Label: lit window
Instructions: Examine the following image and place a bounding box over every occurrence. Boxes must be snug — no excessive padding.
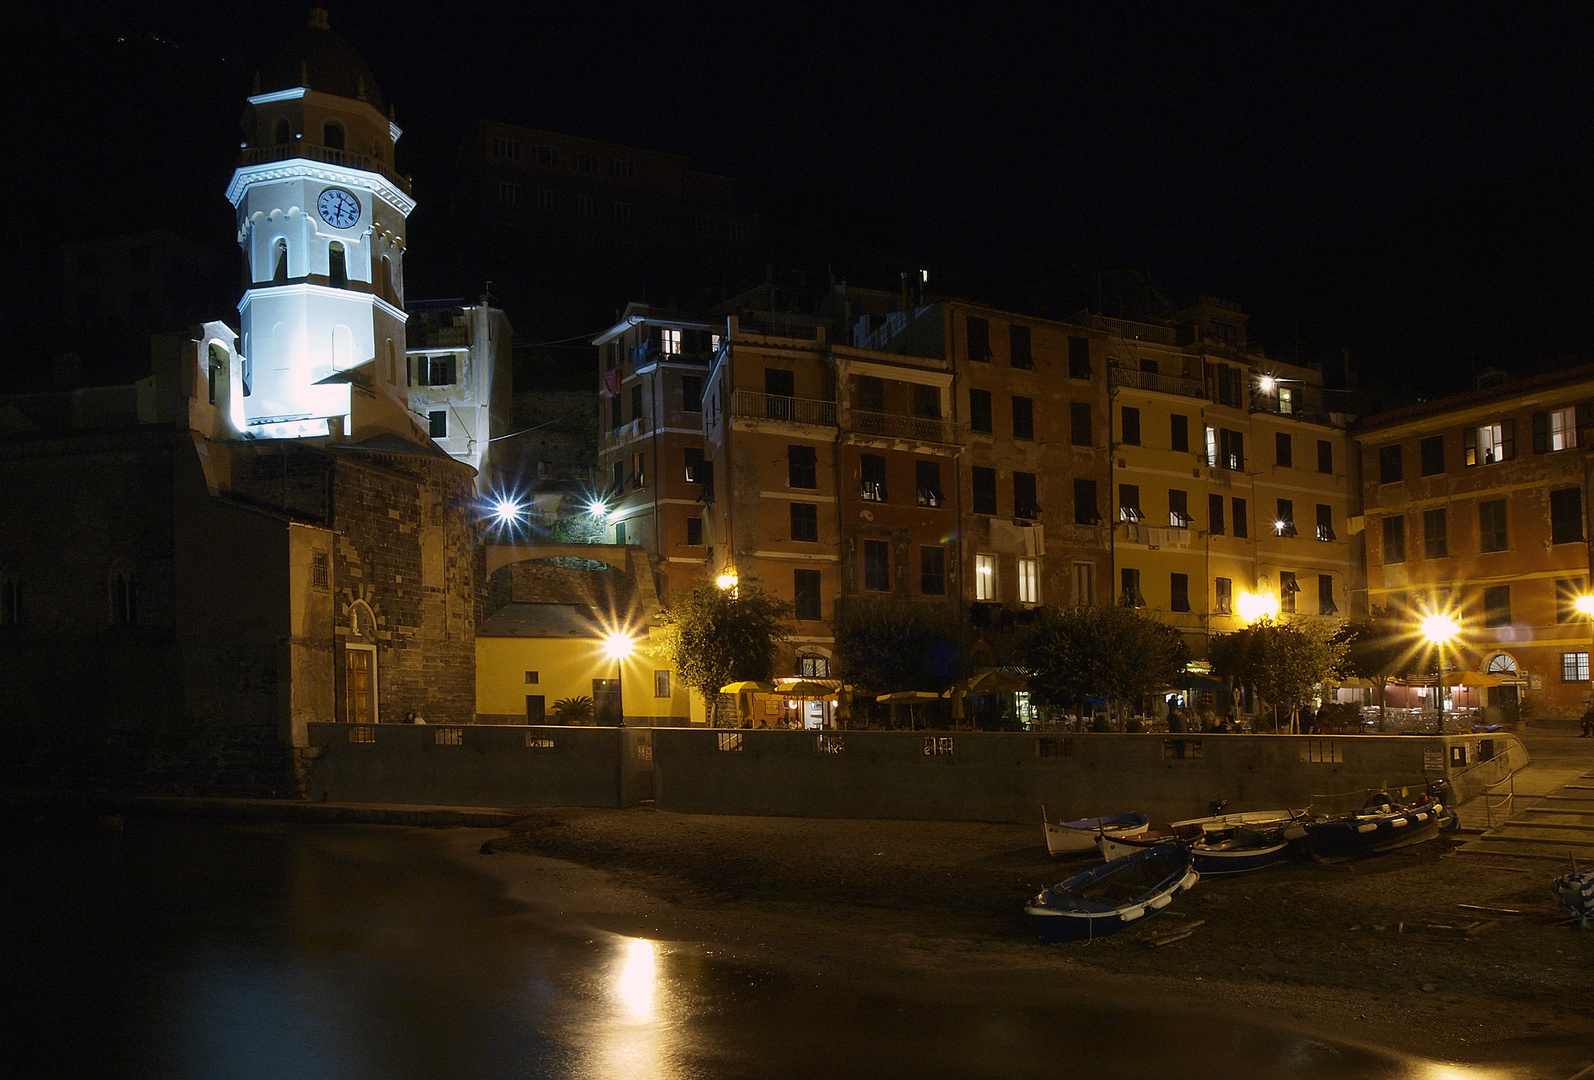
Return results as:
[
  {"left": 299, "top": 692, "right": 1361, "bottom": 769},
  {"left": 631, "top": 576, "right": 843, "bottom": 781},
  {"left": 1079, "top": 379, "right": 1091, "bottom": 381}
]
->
[
  {"left": 661, "top": 328, "right": 681, "bottom": 354},
  {"left": 975, "top": 554, "right": 997, "bottom": 601},
  {"left": 1017, "top": 558, "right": 1039, "bottom": 604},
  {"left": 1563, "top": 652, "right": 1590, "bottom": 681},
  {"left": 1547, "top": 407, "right": 1578, "bottom": 451}
]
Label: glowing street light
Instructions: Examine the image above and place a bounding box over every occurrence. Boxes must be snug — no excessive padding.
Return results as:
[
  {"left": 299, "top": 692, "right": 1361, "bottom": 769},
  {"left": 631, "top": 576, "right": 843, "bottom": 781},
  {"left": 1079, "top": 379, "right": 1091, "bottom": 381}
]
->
[
  {"left": 1258, "top": 374, "right": 1277, "bottom": 393},
  {"left": 1422, "top": 613, "right": 1460, "bottom": 720},
  {"left": 1236, "top": 589, "right": 1279, "bottom": 625},
  {"left": 715, "top": 571, "right": 739, "bottom": 592},
  {"left": 587, "top": 499, "right": 610, "bottom": 520},
  {"left": 602, "top": 631, "right": 636, "bottom": 662},
  {"left": 492, "top": 497, "right": 521, "bottom": 525}
]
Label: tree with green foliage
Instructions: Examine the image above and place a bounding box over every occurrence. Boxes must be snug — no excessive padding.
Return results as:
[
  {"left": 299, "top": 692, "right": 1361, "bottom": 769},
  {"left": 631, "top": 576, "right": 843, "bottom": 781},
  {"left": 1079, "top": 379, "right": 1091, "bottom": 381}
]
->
[
  {"left": 1209, "top": 618, "right": 1348, "bottom": 732},
  {"left": 832, "top": 595, "right": 965, "bottom": 697},
  {"left": 1339, "top": 609, "right": 1423, "bottom": 730},
  {"left": 1018, "top": 605, "right": 1189, "bottom": 727},
  {"left": 657, "top": 579, "right": 794, "bottom": 727}
]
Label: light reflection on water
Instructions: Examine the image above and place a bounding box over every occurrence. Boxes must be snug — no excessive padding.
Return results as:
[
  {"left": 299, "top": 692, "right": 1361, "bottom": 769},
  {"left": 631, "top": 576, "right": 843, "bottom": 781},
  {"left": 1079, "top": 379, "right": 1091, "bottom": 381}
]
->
[{"left": 0, "top": 818, "right": 1539, "bottom": 1080}]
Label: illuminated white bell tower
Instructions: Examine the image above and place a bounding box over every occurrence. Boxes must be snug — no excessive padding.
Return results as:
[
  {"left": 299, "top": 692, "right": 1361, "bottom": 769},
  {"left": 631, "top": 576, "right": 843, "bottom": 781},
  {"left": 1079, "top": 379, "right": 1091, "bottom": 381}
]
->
[{"left": 225, "top": 7, "right": 414, "bottom": 439}]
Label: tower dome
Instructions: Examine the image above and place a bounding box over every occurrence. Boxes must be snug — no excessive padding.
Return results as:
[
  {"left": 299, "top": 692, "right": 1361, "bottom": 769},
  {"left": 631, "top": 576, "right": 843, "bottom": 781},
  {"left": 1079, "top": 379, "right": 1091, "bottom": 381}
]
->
[{"left": 255, "top": 7, "right": 385, "bottom": 115}]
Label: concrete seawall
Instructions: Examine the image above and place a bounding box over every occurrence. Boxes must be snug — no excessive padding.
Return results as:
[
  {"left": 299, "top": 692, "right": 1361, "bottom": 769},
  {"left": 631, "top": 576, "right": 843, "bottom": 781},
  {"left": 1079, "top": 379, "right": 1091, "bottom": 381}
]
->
[
  {"left": 304, "top": 723, "right": 654, "bottom": 808},
  {"left": 653, "top": 729, "right": 1528, "bottom": 823}
]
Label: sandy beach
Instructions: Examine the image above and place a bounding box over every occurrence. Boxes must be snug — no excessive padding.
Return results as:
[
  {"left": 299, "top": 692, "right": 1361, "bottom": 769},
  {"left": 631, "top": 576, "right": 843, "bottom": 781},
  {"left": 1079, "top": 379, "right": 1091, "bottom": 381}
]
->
[{"left": 465, "top": 808, "right": 1594, "bottom": 1077}]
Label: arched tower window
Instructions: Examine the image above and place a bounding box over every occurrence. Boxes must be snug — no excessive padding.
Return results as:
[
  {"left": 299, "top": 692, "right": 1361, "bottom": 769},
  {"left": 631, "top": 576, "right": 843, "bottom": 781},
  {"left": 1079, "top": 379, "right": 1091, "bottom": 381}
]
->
[
  {"left": 273, "top": 118, "right": 291, "bottom": 145},
  {"left": 271, "top": 237, "right": 288, "bottom": 284},
  {"left": 207, "top": 343, "right": 227, "bottom": 405},
  {"left": 328, "top": 242, "right": 347, "bottom": 288},
  {"left": 109, "top": 568, "right": 137, "bottom": 627},
  {"left": 323, "top": 121, "right": 345, "bottom": 150}
]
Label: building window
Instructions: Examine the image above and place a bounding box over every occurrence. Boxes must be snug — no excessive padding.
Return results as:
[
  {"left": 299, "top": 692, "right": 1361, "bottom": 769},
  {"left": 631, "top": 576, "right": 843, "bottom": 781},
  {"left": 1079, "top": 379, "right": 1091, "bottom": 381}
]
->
[
  {"left": 1070, "top": 401, "right": 1092, "bottom": 447},
  {"left": 1068, "top": 336, "right": 1091, "bottom": 379},
  {"left": 1557, "top": 578, "right": 1587, "bottom": 624},
  {"left": 681, "top": 374, "right": 703, "bottom": 413},
  {"left": 1318, "top": 439, "right": 1334, "bottom": 474},
  {"left": 573, "top": 151, "right": 596, "bottom": 172},
  {"left": 1120, "top": 568, "right": 1145, "bottom": 608},
  {"left": 969, "top": 388, "right": 993, "bottom": 434},
  {"left": 967, "top": 316, "right": 991, "bottom": 361},
  {"left": 685, "top": 446, "right": 707, "bottom": 483},
  {"left": 1383, "top": 515, "right": 1406, "bottom": 563},
  {"left": 975, "top": 553, "right": 997, "bottom": 600},
  {"left": 1014, "top": 472, "right": 1039, "bottom": 520},
  {"left": 630, "top": 383, "right": 643, "bottom": 424},
  {"left": 1534, "top": 406, "right": 1583, "bottom": 453},
  {"left": 632, "top": 451, "right": 646, "bottom": 488},
  {"left": 1171, "top": 414, "right": 1189, "bottom": 453},
  {"left": 428, "top": 410, "right": 447, "bottom": 438},
  {"left": 916, "top": 460, "right": 943, "bottom": 507},
  {"left": 1012, "top": 396, "right": 1034, "bottom": 440},
  {"left": 1018, "top": 558, "right": 1039, "bottom": 604},
  {"left": 1074, "top": 479, "right": 1099, "bottom": 525},
  {"left": 1316, "top": 504, "right": 1335, "bottom": 542},
  {"left": 1170, "top": 572, "right": 1190, "bottom": 612},
  {"left": 1479, "top": 499, "right": 1508, "bottom": 553},
  {"left": 1552, "top": 488, "right": 1584, "bottom": 544},
  {"left": 800, "top": 655, "right": 830, "bottom": 678},
  {"left": 491, "top": 136, "right": 521, "bottom": 158},
  {"left": 861, "top": 454, "right": 887, "bottom": 502},
  {"left": 790, "top": 502, "right": 818, "bottom": 541},
  {"left": 536, "top": 188, "right": 557, "bottom": 210},
  {"left": 686, "top": 517, "right": 703, "bottom": 546},
  {"left": 1423, "top": 508, "right": 1448, "bottom": 558},
  {"left": 1121, "top": 406, "right": 1141, "bottom": 446},
  {"left": 1074, "top": 562, "right": 1096, "bottom": 605},
  {"left": 1213, "top": 364, "right": 1242, "bottom": 407},
  {"left": 794, "top": 569, "right": 822, "bottom": 620},
  {"left": 1483, "top": 584, "right": 1511, "bottom": 627},
  {"left": 1379, "top": 444, "right": 1404, "bottom": 483},
  {"left": 1464, "top": 421, "right": 1514, "bottom": 466},
  {"left": 1275, "top": 499, "right": 1297, "bottom": 537},
  {"left": 857, "top": 375, "right": 884, "bottom": 411},
  {"left": 913, "top": 383, "right": 941, "bottom": 418},
  {"left": 311, "top": 552, "right": 330, "bottom": 588},
  {"left": 1215, "top": 576, "right": 1232, "bottom": 615},
  {"left": 788, "top": 445, "right": 817, "bottom": 488},
  {"left": 323, "top": 121, "right": 345, "bottom": 149},
  {"left": 864, "top": 540, "right": 891, "bottom": 591},
  {"left": 972, "top": 466, "right": 997, "bottom": 515},
  {"left": 1208, "top": 494, "right": 1225, "bottom": 535},
  {"left": 1207, "top": 427, "right": 1244, "bottom": 470},
  {"left": 1280, "top": 571, "right": 1298, "bottom": 614},
  {"left": 1009, "top": 324, "right": 1032, "bottom": 368},
  {"left": 327, "top": 241, "right": 347, "bottom": 288},
  {"left": 1563, "top": 653, "right": 1590, "bottom": 682},
  {"left": 419, "top": 355, "right": 456, "bottom": 387},
  {"left": 1418, "top": 435, "right": 1444, "bottom": 476},
  {"left": 921, "top": 546, "right": 946, "bottom": 595},
  {"left": 1168, "top": 489, "right": 1191, "bottom": 528},
  {"left": 1232, "top": 497, "right": 1248, "bottom": 539},
  {"left": 613, "top": 459, "right": 625, "bottom": 491},
  {"left": 496, "top": 182, "right": 519, "bottom": 204},
  {"left": 1319, "top": 574, "right": 1337, "bottom": 615},
  {"left": 1119, "top": 484, "right": 1142, "bottom": 523},
  {"left": 1275, "top": 432, "right": 1293, "bottom": 468}
]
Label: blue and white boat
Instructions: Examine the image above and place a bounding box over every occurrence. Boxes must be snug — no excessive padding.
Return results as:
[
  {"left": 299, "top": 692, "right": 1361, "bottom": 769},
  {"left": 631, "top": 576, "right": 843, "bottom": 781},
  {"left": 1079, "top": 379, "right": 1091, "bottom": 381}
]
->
[
  {"left": 1303, "top": 793, "right": 1452, "bottom": 863},
  {"left": 1097, "top": 821, "right": 1300, "bottom": 877},
  {"left": 1027, "top": 843, "right": 1198, "bottom": 943},
  {"left": 1042, "top": 809, "right": 1151, "bottom": 856},
  {"left": 1551, "top": 866, "right": 1594, "bottom": 928}
]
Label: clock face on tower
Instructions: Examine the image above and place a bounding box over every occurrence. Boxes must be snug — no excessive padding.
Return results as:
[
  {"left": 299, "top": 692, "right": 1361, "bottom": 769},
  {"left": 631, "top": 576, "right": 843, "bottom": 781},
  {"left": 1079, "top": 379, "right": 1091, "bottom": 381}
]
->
[{"left": 317, "top": 187, "right": 361, "bottom": 229}]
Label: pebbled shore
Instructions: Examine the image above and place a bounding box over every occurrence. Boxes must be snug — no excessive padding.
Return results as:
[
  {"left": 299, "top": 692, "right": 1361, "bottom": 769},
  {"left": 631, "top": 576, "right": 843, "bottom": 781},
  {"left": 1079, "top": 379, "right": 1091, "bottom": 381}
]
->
[{"left": 476, "top": 807, "right": 1594, "bottom": 1077}]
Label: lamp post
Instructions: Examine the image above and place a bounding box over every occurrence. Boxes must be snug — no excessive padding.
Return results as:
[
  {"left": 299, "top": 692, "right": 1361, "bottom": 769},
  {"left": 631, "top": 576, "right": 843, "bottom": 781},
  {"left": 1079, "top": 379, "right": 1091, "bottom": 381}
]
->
[
  {"left": 1576, "top": 596, "right": 1594, "bottom": 689},
  {"left": 1420, "top": 613, "right": 1459, "bottom": 729},
  {"left": 601, "top": 631, "right": 635, "bottom": 726}
]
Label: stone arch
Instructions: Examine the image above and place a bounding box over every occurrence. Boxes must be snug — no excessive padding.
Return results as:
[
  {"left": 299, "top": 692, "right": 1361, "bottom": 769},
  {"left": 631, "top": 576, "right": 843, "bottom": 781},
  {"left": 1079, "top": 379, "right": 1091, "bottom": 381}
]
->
[
  {"left": 328, "top": 241, "right": 347, "bottom": 288},
  {"left": 273, "top": 117, "right": 291, "bottom": 145},
  {"left": 349, "top": 598, "right": 377, "bottom": 640},
  {"left": 271, "top": 236, "right": 288, "bottom": 284}
]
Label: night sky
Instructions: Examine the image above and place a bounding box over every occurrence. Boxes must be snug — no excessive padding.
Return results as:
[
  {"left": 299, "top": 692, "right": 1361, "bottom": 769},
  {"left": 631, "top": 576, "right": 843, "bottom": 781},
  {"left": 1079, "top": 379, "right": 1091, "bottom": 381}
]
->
[{"left": 7, "top": 1, "right": 1592, "bottom": 406}]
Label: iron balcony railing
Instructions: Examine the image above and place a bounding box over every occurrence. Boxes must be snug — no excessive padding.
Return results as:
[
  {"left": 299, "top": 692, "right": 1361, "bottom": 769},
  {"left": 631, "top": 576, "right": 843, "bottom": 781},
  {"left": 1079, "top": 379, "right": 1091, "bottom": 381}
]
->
[
  {"left": 730, "top": 389, "right": 837, "bottom": 427},
  {"left": 239, "top": 142, "right": 412, "bottom": 194},
  {"left": 845, "top": 408, "right": 960, "bottom": 445},
  {"left": 1108, "top": 366, "right": 1206, "bottom": 399}
]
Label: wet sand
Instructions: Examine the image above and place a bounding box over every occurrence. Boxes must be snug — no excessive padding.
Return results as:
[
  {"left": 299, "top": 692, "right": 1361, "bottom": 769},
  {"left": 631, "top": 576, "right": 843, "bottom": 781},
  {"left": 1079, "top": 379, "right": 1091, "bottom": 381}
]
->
[{"left": 463, "top": 809, "right": 1594, "bottom": 1078}]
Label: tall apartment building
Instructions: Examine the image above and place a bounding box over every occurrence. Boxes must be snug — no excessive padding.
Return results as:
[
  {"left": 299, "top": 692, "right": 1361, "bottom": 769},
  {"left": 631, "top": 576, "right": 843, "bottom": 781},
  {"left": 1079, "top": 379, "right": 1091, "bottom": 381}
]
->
[
  {"left": 405, "top": 298, "right": 513, "bottom": 495},
  {"left": 594, "top": 291, "right": 1356, "bottom": 680},
  {"left": 1355, "top": 363, "right": 1594, "bottom": 717},
  {"left": 1100, "top": 300, "right": 1355, "bottom": 656}
]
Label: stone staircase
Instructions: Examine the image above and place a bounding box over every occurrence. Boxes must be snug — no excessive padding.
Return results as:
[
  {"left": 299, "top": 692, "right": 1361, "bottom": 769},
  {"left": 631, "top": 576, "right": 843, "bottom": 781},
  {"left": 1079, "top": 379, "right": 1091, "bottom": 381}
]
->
[{"left": 1458, "top": 740, "right": 1594, "bottom": 862}]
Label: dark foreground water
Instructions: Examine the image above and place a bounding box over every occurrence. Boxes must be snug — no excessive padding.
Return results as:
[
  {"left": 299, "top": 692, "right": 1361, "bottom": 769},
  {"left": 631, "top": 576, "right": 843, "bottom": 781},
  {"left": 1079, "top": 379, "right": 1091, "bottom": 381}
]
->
[{"left": 0, "top": 818, "right": 1513, "bottom": 1080}]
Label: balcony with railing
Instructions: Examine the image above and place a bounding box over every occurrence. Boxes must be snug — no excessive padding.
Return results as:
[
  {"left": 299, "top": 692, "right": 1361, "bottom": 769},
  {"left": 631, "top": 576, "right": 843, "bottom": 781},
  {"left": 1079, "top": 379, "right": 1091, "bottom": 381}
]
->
[
  {"left": 729, "top": 389, "right": 837, "bottom": 428},
  {"left": 844, "top": 408, "right": 960, "bottom": 446},
  {"left": 1109, "top": 365, "right": 1206, "bottom": 400},
  {"left": 1249, "top": 386, "right": 1342, "bottom": 426},
  {"left": 239, "top": 142, "right": 412, "bottom": 194}
]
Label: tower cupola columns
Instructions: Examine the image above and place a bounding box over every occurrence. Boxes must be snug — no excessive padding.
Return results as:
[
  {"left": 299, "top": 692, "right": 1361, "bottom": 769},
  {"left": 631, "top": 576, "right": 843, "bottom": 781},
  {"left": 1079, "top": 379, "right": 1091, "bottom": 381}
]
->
[{"left": 225, "top": 7, "right": 416, "bottom": 442}]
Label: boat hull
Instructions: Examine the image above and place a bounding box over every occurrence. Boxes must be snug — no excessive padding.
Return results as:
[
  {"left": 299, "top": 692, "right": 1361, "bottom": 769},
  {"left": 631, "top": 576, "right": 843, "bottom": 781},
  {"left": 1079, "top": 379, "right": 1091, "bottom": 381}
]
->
[
  {"left": 1303, "top": 801, "right": 1445, "bottom": 863},
  {"left": 1098, "top": 830, "right": 1296, "bottom": 877},
  {"left": 1027, "top": 844, "right": 1198, "bottom": 943},
  {"left": 1043, "top": 812, "right": 1151, "bottom": 856}
]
